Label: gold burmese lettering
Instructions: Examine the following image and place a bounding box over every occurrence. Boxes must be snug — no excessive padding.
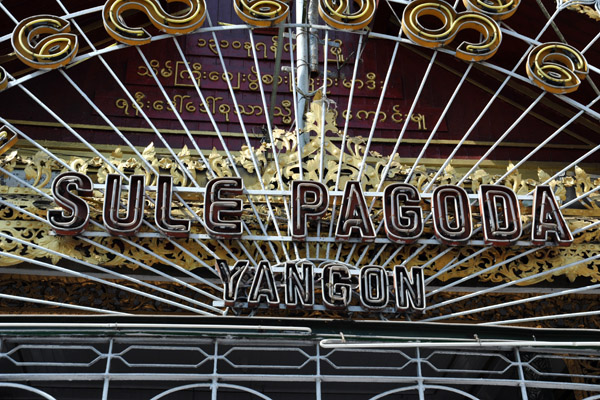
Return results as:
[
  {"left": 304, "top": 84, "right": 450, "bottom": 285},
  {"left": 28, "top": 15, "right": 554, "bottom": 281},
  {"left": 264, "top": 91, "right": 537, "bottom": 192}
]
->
[
  {"left": 114, "top": 91, "right": 428, "bottom": 130},
  {"left": 134, "top": 59, "right": 382, "bottom": 94},
  {"left": 197, "top": 37, "right": 337, "bottom": 62}
]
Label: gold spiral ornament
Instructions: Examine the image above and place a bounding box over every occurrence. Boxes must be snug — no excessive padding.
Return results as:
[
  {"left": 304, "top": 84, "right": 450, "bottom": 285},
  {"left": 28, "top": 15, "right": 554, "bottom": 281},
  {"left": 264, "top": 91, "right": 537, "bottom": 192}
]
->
[
  {"left": 103, "top": 0, "right": 207, "bottom": 46},
  {"left": 462, "top": 0, "right": 520, "bottom": 20},
  {"left": 402, "top": 0, "right": 502, "bottom": 62},
  {"left": 11, "top": 15, "right": 79, "bottom": 70},
  {"left": 234, "top": 0, "right": 291, "bottom": 27},
  {"left": 318, "top": 0, "right": 377, "bottom": 30},
  {"left": 526, "top": 42, "right": 588, "bottom": 94},
  {"left": 0, "top": 126, "right": 17, "bottom": 156},
  {"left": 0, "top": 67, "right": 7, "bottom": 91}
]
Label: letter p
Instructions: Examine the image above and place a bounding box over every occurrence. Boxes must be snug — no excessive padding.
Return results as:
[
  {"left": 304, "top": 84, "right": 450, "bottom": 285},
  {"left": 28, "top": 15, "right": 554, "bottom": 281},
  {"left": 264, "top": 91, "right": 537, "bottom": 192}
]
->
[{"left": 291, "top": 181, "right": 329, "bottom": 240}]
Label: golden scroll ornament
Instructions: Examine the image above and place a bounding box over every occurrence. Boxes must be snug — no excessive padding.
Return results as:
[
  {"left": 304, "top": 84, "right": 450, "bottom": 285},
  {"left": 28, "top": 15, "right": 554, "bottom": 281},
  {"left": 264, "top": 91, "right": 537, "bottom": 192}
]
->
[
  {"left": 402, "top": 0, "right": 502, "bottom": 62},
  {"left": 12, "top": 15, "right": 79, "bottom": 70},
  {"left": 103, "top": 0, "right": 207, "bottom": 45}
]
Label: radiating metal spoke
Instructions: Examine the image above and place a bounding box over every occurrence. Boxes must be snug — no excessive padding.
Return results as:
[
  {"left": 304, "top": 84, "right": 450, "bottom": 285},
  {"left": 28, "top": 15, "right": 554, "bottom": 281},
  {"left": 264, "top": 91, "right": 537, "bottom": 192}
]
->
[
  {"left": 0, "top": 293, "right": 129, "bottom": 315},
  {"left": 426, "top": 252, "right": 600, "bottom": 322},
  {"left": 205, "top": 13, "right": 290, "bottom": 262}
]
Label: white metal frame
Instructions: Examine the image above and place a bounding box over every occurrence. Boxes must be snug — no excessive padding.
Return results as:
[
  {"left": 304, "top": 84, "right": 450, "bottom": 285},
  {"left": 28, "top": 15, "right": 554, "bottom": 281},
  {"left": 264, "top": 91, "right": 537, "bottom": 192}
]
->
[{"left": 0, "top": 0, "right": 597, "bottom": 326}]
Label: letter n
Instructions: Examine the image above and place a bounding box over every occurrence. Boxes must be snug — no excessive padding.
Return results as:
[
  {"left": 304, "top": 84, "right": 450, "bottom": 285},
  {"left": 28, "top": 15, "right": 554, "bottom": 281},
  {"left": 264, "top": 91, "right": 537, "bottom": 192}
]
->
[
  {"left": 394, "top": 266, "right": 425, "bottom": 311},
  {"left": 284, "top": 261, "right": 314, "bottom": 309}
]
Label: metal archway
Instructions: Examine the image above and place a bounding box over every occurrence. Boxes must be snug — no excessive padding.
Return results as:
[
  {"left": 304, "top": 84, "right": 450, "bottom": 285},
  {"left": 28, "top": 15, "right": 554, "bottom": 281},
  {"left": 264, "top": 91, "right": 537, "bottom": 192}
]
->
[
  {"left": 0, "top": 383, "right": 58, "bottom": 400},
  {"left": 369, "top": 384, "right": 482, "bottom": 400},
  {"left": 151, "top": 382, "right": 274, "bottom": 400}
]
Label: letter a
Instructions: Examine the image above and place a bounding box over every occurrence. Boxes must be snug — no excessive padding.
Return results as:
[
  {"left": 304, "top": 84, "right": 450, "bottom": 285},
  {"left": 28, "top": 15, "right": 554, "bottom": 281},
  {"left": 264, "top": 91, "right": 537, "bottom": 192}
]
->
[{"left": 336, "top": 181, "right": 375, "bottom": 241}]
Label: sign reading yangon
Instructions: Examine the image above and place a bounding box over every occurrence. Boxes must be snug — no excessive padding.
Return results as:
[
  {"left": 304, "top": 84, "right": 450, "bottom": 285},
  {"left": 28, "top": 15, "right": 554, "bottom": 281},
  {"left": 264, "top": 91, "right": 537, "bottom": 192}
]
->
[{"left": 216, "top": 259, "right": 426, "bottom": 312}]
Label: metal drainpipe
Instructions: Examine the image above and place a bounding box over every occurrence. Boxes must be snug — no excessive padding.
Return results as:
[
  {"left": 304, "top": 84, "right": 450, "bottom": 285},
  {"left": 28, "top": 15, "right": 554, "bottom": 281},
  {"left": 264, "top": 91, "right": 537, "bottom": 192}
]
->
[
  {"left": 308, "top": 0, "right": 320, "bottom": 75},
  {"left": 296, "top": 0, "right": 310, "bottom": 146}
]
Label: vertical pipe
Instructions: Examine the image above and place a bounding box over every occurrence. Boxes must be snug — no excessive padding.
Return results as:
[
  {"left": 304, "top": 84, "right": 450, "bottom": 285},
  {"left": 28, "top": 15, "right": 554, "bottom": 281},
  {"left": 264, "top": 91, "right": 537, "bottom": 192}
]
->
[
  {"left": 101, "top": 339, "right": 114, "bottom": 400},
  {"left": 515, "top": 348, "right": 530, "bottom": 400},
  {"left": 308, "top": 0, "right": 320, "bottom": 74},
  {"left": 416, "top": 347, "right": 425, "bottom": 400},
  {"left": 296, "top": 0, "right": 310, "bottom": 145},
  {"left": 316, "top": 343, "right": 322, "bottom": 399},
  {"left": 211, "top": 340, "right": 219, "bottom": 400}
]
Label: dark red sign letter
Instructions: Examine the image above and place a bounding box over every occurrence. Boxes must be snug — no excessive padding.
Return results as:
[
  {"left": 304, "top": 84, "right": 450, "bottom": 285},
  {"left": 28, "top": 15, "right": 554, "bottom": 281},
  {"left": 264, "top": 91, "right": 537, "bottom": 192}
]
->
[
  {"left": 383, "top": 183, "right": 423, "bottom": 243},
  {"left": 532, "top": 185, "right": 573, "bottom": 246},
  {"left": 478, "top": 185, "right": 521, "bottom": 245},
  {"left": 432, "top": 185, "right": 472, "bottom": 245},
  {"left": 155, "top": 175, "right": 191, "bottom": 237},
  {"left": 204, "top": 177, "right": 243, "bottom": 239},
  {"left": 335, "top": 181, "right": 376, "bottom": 242},
  {"left": 103, "top": 174, "right": 146, "bottom": 236},
  {"left": 291, "top": 180, "right": 328, "bottom": 240},
  {"left": 48, "top": 172, "right": 93, "bottom": 235}
]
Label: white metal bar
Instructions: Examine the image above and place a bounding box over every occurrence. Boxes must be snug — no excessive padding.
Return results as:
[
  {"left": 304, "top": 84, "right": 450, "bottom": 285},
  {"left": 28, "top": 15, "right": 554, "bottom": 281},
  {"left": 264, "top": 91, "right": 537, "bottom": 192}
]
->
[
  {"left": 319, "top": 339, "right": 600, "bottom": 349},
  {"left": 0, "top": 384, "right": 56, "bottom": 400},
  {"left": 483, "top": 308, "right": 600, "bottom": 326},
  {"left": 425, "top": 251, "right": 600, "bottom": 319},
  {"left": 457, "top": 92, "right": 546, "bottom": 185},
  {"left": 318, "top": 30, "right": 330, "bottom": 184},
  {"left": 583, "top": 30, "right": 600, "bottom": 54},
  {"left": 316, "top": 343, "right": 322, "bottom": 400},
  {"left": 373, "top": 51, "right": 439, "bottom": 193},
  {"left": 248, "top": 29, "right": 299, "bottom": 260},
  {"left": 205, "top": 14, "right": 290, "bottom": 262},
  {"left": 417, "top": 347, "right": 425, "bottom": 400},
  {"left": 102, "top": 339, "right": 114, "bottom": 400},
  {"left": 451, "top": 280, "right": 600, "bottom": 324},
  {"left": 356, "top": 28, "right": 404, "bottom": 181},
  {"left": 496, "top": 96, "right": 600, "bottom": 184},
  {"left": 425, "top": 246, "right": 544, "bottom": 301},
  {"left": 0, "top": 293, "right": 128, "bottom": 315},
  {"left": 325, "top": 33, "right": 366, "bottom": 260},
  {"left": 0, "top": 323, "right": 311, "bottom": 332},
  {"left": 0, "top": 249, "right": 211, "bottom": 315},
  {"left": 313, "top": 29, "right": 331, "bottom": 258},
  {"left": 286, "top": 26, "right": 303, "bottom": 181},
  {"left": 0, "top": 2, "right": 18, "bottom": 24},
  {"left": 424, "top": 247, "right": 491, "bottom": 285},
  {"left": 405, "top": 63, "right": 474, "bottom": 183},
  {"left": 73, "top": 229, "right": 557, "bottom": 247}
]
